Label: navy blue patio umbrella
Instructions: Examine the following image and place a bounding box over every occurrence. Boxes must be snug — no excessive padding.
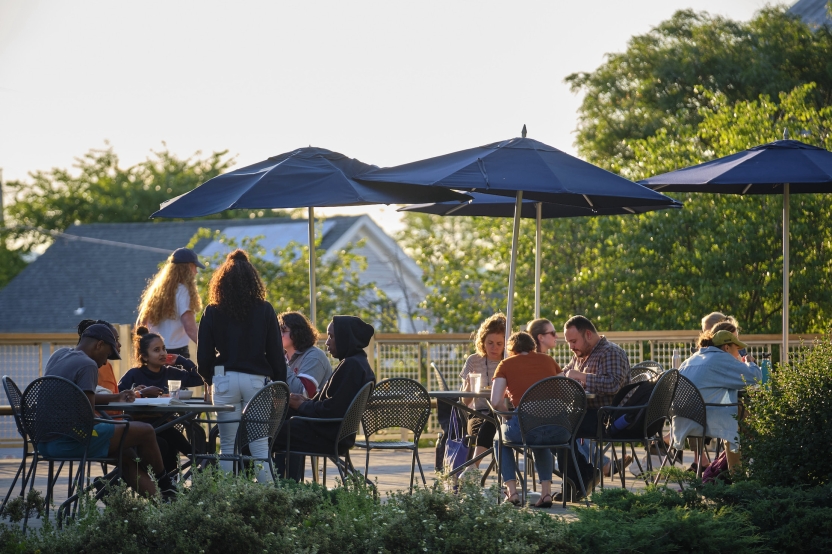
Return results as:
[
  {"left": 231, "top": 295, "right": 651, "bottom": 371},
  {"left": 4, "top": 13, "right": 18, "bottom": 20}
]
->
[
  {"left": 640, "top": 138, "right": 832, "bottom": 362},
  {"left": 399, "top": 192, "right": 681, "bottom": 320},
  {"left": 358, "top": 131, "right": 680, "bottom": 339},
  {"left": 151, "top": 147, "right": 470, "bottom": 324}
]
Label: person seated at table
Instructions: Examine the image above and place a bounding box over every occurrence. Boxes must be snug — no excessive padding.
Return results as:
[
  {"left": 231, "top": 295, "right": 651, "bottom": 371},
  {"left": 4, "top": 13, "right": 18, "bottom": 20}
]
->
[
  {"left": 275, "top": 315, "right": 376, "bottom": 481},
  {"left": 672, "top": 324, "right": 761, "bottom": 473},
  {"left": 562, "top": 315, "right": 630, "bottom": 500},
  {"left": 197, "top": 249, "right": 287, "bottom": 484},
  {"left": 119, "top": 327, "right": 208, "bottom": 473},
  {"left": 701, "top": 312, "right": 738, "bottom": 333},
  {"left": 458, "top": 313, "right": 505, "bottom": 472},
  {"left": 490, "top": 331, "right": 562, "bottom": 508},
  {"left": 526, "top": 318, "right": 563, "bottom": 368},
  {"left": 279, "top": 311, "right": 332, "bottom": 398},
  {"left": 43, "top": 323, "right": 173, "bottom": 497}
]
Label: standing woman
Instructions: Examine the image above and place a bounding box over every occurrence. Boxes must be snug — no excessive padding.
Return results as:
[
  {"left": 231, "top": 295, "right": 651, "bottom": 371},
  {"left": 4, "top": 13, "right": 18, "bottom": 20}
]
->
[
  {"left": 197, "top": 249, "right": 287, "bottom": 483},
  {"left": 136, "top": 248, "right": 204, "bottom": 359},
  {"left": 279, "top": 311, "right": 332, "bottom": 398},
  {"left": 459, "top": 313, "right": 506, "bottom": 472}
]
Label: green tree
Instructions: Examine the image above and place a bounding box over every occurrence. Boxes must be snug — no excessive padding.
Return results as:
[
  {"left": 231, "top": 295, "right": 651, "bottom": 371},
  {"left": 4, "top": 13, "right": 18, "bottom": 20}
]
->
[
  {"left": 566, "top": 7, "right": 832, "bottom": 177},
  {"left": 5, "top": 144, "right": 280, "bottom": 250},
  {"left": 187, "top": 226, "right": 395, "bottom": 332}
]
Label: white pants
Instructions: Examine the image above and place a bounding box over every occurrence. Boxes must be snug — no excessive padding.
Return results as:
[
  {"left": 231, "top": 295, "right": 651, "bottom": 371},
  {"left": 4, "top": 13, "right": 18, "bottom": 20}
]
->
[{"left": 212, "top": 371, "right": 272, "bottom": 483}]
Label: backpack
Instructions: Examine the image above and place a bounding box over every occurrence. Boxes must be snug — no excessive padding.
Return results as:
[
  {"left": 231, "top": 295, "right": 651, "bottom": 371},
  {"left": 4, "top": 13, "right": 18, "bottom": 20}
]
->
[{"left": 603, "top": 380, "right": 657, "bottom": 437}]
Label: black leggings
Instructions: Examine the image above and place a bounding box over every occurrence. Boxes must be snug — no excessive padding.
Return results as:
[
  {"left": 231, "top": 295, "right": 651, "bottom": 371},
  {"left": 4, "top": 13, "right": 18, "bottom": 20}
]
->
[{"left": 467, "top": 411, "right": 496, "bottom": 449}]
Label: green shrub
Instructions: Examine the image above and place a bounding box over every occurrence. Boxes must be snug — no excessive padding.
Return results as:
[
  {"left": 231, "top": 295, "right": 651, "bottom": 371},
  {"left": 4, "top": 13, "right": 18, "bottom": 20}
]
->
[{"left": 741, "top": 334, "right": 832, "bottom": 487}]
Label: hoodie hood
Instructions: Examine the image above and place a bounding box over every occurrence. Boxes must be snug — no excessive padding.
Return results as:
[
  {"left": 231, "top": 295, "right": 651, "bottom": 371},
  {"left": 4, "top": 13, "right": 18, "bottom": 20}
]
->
[{"left": 332, "top": 315, "right": 374, "bottom": 360}]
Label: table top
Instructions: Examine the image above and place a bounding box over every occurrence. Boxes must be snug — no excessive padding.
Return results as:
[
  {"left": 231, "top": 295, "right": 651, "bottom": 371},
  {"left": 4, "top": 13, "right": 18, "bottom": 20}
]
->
[
  {"left": 95, "top": 401, "right": 235, "bottom": 413},
  {"left": 428, "top": 390, "right": 490, "bottom": 399}
]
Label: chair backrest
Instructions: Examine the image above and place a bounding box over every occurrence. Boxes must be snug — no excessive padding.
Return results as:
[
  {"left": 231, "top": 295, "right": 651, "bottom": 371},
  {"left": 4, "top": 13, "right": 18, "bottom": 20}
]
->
[
  {"left": 336, "top": 381, "right": 374, "bottom": 448},
  {"left": 362, "top": 378, "right": 431, "bottom": 438},
  {"left": 2, "top": 375, "right": 27, "bottom": 440},
  {"left": 631, "top": 360, "right": 663, "bottom": 381},
  {"left": 516, "top": 376, "right": 587, "bottom": 441},
  {"left": 643, "top": 369, "right": 679, "bottom": 438},
  {"left": 239, "top": 382, "right": 290, "bottom": 452},
  {"left": 670, "top": 374, "right": 707, "bottom": 430},
  {"left": 21, "top": 376, "right": 95, "bottom": 449},
  {"left": 431, "top": 363, "right": 450, "bottom": 392}
]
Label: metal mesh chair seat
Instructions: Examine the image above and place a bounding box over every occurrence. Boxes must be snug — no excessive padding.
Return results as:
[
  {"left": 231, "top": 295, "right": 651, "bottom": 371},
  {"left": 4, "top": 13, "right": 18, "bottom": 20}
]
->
[
  {"left": 274, "top": 381, "right": 374, "bottom": 486},
  {"left": 355, "top": 378, "right": 431, "bottom": 493},
  {"left": 20, "top": 376, "right": 129, "bottom": 529},
  {"left": 596, "top": 369, "right": 680, "bottom": 489},
  {"left": 195, "top": 382, "right": 289, "bottom": 480},
  {"left": 493, "top": 376, "right": 588, "bottom": 508}
]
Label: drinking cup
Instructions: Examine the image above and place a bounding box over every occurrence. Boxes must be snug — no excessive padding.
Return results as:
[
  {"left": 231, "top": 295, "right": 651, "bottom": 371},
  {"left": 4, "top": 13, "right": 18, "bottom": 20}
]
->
[
  {"left": 469, "top": 374, "right": 482, "bottom": 393},
  {"left": 168, "top": 380, "right": 181, "bottom": 399}
]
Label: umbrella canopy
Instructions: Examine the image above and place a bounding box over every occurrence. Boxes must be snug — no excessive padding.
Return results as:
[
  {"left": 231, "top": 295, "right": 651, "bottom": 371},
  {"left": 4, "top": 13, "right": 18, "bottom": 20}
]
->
[
  {"left": 399, "top": 193, "right": 681, "bottom": 320},
  {"left": 640, "top": 138, "right": 832, "bottom": 363},
  {"left": 151, "top": 147, "right": 471, "bottom": 325},
  {"left": 358, "top": 135, "right": 680, "bottom": 342}
]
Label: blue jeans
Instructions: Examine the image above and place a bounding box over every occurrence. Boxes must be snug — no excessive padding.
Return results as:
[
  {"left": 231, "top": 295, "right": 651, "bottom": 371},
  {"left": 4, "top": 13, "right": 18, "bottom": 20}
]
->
[
  {"left": 499, "top": 417, "right": 570, "bottom": 483},
  {"left": 213, "top": 371, "right": 272, "bottom": 483}
]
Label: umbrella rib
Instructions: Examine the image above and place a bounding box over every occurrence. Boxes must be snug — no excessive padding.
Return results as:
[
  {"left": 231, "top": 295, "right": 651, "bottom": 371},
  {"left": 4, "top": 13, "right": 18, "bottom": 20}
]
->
[
  {"left": 742, "top": 184, "right": 752, "bottom": 194},
  {"left": 582, "top": 194, "right": 595, "bottom": 208}
]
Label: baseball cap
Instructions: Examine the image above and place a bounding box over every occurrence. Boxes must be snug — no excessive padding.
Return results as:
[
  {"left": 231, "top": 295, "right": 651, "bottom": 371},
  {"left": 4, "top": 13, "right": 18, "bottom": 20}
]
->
[
  {"left": 711, "top": 330, "right": 747, "bottom": 349},
  {"left": 81, "top": 323, "right": 121, "bottom": 360},
  {"left": 171, "top": 247, "right": 205, "bottom": 269}
]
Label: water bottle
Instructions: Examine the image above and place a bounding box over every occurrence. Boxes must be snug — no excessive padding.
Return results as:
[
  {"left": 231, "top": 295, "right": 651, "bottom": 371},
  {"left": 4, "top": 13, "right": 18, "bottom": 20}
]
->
[
  {"left": 760, "top": 353, "right": 772, "bottom": 385},
  {"left": 672, "top": 348, "right": 681, "bottom": 370}
]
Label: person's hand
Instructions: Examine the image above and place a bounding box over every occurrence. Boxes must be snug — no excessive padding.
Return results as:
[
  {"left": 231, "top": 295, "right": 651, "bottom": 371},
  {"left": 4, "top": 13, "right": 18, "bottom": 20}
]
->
[
  {"left": 288, "top": 393, "right": 306, "bottom": 410},
  {"left": 138, "top": 386, "right": 163, "bottom": 398},
  {"left": 204, "top": 386, "right": 212, "bottom": 404},
  {"left": 744, "top": 354, "right": 756, "bottom": 364},
  {"left": 118, "top": 389, "right": 136, "bottom": 403}
]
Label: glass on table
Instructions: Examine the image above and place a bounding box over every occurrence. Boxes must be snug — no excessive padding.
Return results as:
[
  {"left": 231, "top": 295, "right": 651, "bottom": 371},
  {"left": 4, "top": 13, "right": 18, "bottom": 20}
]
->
[
  {"left": 469, "top": 374, "right": 482, "bottom": 393},
  {"left": 168, "top": 380, "right": 181, "bottom": 399}
]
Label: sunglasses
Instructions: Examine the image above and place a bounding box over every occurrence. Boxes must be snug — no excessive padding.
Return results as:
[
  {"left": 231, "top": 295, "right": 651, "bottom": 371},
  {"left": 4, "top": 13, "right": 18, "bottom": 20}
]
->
[{"left": 542, "top": 330, "right": 557, "bottom": 337}]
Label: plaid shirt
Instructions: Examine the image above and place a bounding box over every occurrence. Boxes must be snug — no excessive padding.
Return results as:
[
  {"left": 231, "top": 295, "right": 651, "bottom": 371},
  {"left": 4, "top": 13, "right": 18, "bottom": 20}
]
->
[{"left": 563, "top": 336, "right": 630, "bottom": 409}]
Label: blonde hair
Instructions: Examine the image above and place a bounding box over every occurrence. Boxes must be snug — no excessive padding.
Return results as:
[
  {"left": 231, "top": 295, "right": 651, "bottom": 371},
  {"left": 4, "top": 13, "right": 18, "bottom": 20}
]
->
[
  {"left": 472, "top": 313, "right": 506, "bottom": 357},
  {"left": 137, "top": 260, "right": 201, "bottom": 325},
  {"left": 701, "top": 312, "right": 738, "bottom": 332}
]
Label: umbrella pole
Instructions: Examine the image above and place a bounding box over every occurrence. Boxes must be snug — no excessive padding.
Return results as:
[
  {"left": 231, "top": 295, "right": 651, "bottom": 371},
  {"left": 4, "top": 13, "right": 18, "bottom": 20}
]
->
[
  {"left": 782, "top": 185, "right": 790, "bottom": 366},
  {"left": 309, "top": 207, "right": 317, "bottom": 328},
  {"left": 506, "top": 192, "right": 523, "bottom": 348},
  {"left": 535, "top": 203, "right": 542, "bottom": 319}
]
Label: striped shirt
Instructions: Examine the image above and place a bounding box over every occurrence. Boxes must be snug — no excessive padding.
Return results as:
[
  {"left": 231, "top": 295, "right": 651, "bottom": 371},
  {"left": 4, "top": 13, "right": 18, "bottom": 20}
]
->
[{"left": 563, "top": 336, "right": 630, "bottom": 409}]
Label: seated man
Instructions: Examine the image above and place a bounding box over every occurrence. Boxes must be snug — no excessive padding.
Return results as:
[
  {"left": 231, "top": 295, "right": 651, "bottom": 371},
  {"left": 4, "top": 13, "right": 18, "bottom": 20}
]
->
[
  {"left": 275, "top": 315, "right": 376, "bottom": 481},
  {"left": 41, "top": 323, "right": 173, "bottom": 497},
  {"left": 561, "top": 315, "right": 630, "bottom": 498}
]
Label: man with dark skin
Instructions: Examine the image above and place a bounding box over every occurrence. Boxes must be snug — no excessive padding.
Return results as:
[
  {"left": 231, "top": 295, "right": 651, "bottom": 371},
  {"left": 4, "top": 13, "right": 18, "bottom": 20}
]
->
[
  {"left": 44, "top": 324, "right": 171, "bottom": 496},
  {"left": 279, "top": 316, "right": 376, "bottom": 481}
]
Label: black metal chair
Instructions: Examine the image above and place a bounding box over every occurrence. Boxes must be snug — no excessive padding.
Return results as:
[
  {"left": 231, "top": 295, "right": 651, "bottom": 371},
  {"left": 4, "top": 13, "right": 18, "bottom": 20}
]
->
[
  {"left": 195, "top": 382, "right": 289, "bottom": 481},
  {"left": 1, "top": 376, "right": 37, "bottom": 517},
  {"left": 668, "top": 374, "right": 708, "bottom": 480},
  {"left": 431, "top": 363, "right": 450, "bottom": 391},
  {"left": 19, "top": 376, "right": 129, "bottom": 529},
  {"left": 275, "top": 381, "right": 374, "bottom": 486},
  {"left": 492, "top": 376, "right": 589, "bottom": 508},
  {"left": 596, "top": 369, "right": 680, "bottom": 489},
  {"left": 631, "top": 360, "right": 663, "bottom": 381},
  {"left": 354, "top": 378, "right": 431, "bottom": 493}
]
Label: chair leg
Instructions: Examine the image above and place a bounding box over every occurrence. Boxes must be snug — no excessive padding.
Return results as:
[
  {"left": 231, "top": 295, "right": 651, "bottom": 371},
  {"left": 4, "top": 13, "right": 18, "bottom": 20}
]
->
[
  {"left": 364, "top": 445, "right": 371, "bottom": 482},
  {"left": 570, "top": 447, "right": 589, "bottom": 507},
  {"left": 561, "top": 448, "right": 568, "bottom": 509},
  {"left": 0, "top": 458, "right": 27, "bottom": 514},
  {"left": 414, "top": 449, "right": 427, "bottom": 486}
]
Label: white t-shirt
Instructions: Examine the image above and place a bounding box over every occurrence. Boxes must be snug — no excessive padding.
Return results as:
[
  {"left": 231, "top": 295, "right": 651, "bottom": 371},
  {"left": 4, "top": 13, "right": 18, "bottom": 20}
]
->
[{"left": 149, "top": 283, "right": 192, "bottom": 349}]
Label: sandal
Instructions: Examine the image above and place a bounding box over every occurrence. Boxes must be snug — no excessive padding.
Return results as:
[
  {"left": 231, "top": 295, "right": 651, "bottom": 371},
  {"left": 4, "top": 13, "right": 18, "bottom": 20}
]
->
[
  {"left": 534, "top": 494, "right": 553, "bottom": 509},
  {"left": 505, "top": 492, "right": 521, "bottom": 506}
]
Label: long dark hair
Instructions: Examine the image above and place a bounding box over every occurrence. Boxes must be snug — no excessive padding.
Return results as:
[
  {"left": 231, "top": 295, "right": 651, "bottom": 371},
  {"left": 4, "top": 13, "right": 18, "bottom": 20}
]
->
[
  {"left": 134, "top": 326, "right": 163, "bottom": 365},
  {"left": 208, "top": 249, "right": 266, "bottom": 321}
]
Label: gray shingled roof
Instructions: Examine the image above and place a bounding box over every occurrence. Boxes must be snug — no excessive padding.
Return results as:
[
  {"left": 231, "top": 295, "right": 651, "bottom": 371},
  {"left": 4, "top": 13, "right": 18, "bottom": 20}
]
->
[
  {"left": 789, "top": 0, "right": 832, "bottom": 28},
  {"left": 0, "top": 216, "right": 360, "bottom": 333}
]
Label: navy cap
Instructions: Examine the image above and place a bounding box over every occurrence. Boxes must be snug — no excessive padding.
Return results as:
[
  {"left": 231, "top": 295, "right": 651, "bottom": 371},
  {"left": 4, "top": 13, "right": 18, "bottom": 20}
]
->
[
  {"left": 81, "top": 323, "right": 121, "bottom": 360},
  {"left": 171, "top": 247, "right": 205, "bottom": 269}
]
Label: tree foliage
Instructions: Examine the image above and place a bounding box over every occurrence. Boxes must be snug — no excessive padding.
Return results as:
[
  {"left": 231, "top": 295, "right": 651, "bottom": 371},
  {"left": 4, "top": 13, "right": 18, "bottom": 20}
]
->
[{"left": 187, "top": 226, "right": 395, "bottom": 332}]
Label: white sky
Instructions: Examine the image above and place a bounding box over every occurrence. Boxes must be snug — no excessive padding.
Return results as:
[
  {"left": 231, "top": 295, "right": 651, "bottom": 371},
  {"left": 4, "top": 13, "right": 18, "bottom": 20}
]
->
[{"left": 0, "top": 0, "right": 771, "bottom": 233}]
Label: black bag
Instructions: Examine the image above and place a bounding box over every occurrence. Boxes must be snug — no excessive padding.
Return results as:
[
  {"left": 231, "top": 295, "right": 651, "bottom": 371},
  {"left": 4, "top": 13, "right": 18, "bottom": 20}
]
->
[{"left": 603, "top": 380, "right": 656, "bottom": 437}]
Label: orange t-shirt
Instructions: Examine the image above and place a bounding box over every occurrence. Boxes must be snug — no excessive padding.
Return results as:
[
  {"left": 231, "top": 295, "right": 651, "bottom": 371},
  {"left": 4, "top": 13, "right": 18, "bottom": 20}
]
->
[
  {"left": 97, "top": 362, "right": 118, "bottom": 393},
  {"left": 493, "top": 352, "right": 562, "bottom": 405}
]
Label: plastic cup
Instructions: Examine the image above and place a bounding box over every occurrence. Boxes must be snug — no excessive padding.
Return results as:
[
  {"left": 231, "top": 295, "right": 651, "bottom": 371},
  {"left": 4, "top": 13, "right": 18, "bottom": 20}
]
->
[
  {"left": 469, "top": 374, "right": 482, "bottom": 393},
  {"left": 168, "top": 380, "right": 181, "bottom": 399}
]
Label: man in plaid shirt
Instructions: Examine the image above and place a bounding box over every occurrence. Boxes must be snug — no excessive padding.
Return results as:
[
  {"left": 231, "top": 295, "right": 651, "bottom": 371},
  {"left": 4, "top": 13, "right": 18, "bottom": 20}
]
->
[{"left": 557, "top": 315, "right": 630, "bottom": 500}]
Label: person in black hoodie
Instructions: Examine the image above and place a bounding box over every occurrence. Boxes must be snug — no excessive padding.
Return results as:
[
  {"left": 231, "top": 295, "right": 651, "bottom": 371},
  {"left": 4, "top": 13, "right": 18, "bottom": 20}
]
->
[{"left": 276, "top": 315, "right": 376, "bottom": 481}]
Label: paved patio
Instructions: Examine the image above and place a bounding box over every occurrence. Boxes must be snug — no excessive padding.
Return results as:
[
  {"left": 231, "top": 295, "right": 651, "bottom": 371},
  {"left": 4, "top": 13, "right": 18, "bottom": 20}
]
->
[{"left": 0, "top": 445, "right": 667, "bottom": 531}]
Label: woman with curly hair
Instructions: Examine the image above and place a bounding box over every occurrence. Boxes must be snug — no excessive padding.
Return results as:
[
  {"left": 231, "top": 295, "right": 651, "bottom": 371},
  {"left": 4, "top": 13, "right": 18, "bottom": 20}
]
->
[
  {"left": 279, "top": 311, "right": 332, "bottom": 398},
  {"left": 136, "top": 248, "right": 204, "bottom": 359},
  {"left": 197, "top": 249, "right": 286, "bottom": 483},
  {"left": 458, "top": 313, "right": 506, "bottom": 472}
]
